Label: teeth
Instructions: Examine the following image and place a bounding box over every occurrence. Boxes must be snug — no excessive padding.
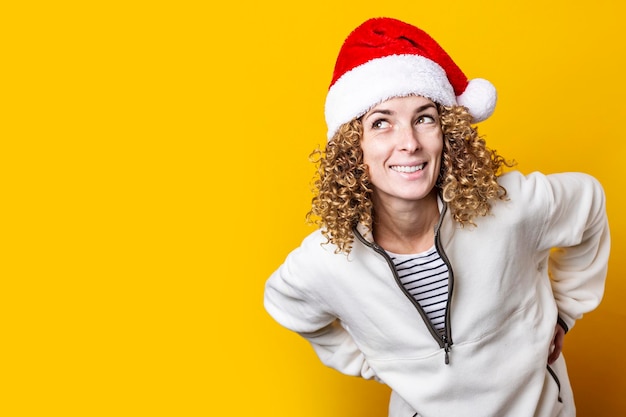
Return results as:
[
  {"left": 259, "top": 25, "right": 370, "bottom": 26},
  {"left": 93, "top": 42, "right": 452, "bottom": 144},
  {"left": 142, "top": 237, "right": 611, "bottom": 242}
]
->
[{"left": 391, "top": 164, "right": 424, "bottom": 173}]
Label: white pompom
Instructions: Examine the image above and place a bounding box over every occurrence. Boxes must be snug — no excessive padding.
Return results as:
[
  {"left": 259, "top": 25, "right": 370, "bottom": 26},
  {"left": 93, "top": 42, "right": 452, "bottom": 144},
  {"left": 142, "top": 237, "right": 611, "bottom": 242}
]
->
[{"left": 456, "top": 78, "right": 497, "bottom": 123}]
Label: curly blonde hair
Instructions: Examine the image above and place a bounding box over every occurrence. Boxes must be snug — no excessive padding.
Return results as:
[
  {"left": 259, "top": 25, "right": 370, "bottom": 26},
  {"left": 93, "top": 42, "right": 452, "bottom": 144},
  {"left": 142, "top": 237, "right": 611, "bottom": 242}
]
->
[{"left": 307, "top": 104, "right": 512, "bottom": 254}]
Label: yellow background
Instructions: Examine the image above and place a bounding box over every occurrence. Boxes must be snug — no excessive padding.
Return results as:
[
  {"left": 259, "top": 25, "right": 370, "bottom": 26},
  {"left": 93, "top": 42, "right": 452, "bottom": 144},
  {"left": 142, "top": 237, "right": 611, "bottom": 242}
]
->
[{"left": 2, "top": 0, "right": 625, "bottom": 416}]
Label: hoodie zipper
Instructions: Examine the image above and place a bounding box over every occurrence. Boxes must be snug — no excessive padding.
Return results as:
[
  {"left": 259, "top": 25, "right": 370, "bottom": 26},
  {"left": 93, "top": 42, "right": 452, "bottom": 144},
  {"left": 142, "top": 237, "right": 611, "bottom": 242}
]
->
[{"left": 354, "top": 203, "right": 455, "bottom": 365}]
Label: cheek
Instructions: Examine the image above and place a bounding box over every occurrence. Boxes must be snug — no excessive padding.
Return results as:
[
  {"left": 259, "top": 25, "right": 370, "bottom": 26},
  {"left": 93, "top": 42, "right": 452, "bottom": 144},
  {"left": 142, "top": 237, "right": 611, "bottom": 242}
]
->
[
  {"left": 436, "top": 144, "right": 444, "bottom": 161},
  {"left": 426, "top": 134, "right": 444, "bottom": 158},
  {"left": 361, "top": 142, "right": 384, "bottom": 166},
  {"left": 429, "top": 138, "right": 444, "bottom": 172}
]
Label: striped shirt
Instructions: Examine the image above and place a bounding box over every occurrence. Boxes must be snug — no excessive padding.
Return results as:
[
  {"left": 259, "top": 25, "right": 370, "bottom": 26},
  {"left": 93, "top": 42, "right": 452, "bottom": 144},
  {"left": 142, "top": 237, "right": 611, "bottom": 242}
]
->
[{"left": 387, "top": 246, "right": 449, "bottom": 335}]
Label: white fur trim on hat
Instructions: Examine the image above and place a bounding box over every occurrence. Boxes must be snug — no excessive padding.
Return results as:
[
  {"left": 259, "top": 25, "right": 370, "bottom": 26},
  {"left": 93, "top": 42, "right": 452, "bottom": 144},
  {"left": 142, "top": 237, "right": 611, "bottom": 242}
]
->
[{"left": 324, "top": 54, "right": 456, "bottom": 140}]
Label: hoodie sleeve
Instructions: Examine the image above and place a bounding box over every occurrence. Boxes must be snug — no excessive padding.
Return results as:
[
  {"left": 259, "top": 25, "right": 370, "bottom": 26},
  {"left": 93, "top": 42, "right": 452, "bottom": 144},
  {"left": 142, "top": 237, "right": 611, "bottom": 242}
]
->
[
  {"left": 264, "top": 240, "right": 378, "bottom": 380},
  {"left": 534, "top": 172, "right": 610, "bottom": 332}
]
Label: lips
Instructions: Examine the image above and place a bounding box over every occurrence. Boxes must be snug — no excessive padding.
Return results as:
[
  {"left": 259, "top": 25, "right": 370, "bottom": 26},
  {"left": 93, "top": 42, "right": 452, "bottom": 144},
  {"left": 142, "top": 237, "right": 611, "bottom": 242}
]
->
[{"left": 390, "top": 163, "right": 425, "bottom": 173}]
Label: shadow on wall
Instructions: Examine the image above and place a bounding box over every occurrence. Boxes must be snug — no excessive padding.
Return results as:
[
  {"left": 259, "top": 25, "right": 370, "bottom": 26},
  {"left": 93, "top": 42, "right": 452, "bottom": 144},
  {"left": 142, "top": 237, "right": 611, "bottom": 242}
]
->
[{"left": 566, "top": 308, "right": 626, "bottom": 416}]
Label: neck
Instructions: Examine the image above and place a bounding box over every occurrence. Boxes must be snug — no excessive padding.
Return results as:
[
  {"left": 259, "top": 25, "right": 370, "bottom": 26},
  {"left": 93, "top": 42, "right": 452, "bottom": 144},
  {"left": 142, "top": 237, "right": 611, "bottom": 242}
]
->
[{"left": 372, "top": 191, "right": 440, "bottom": 254}]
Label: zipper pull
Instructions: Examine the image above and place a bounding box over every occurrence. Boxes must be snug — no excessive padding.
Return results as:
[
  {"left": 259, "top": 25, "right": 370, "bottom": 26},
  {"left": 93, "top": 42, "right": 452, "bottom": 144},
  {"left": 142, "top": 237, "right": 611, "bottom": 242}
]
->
[{"left": 443, "top": 336, "right": 451, "bottom": 365}]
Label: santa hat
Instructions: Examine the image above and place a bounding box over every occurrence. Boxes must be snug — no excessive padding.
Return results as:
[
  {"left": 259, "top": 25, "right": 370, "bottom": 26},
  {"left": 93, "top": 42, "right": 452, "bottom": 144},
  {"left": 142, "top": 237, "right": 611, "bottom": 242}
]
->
[{"left": 324, "top": 17, "right": 497, "bottom": 140}]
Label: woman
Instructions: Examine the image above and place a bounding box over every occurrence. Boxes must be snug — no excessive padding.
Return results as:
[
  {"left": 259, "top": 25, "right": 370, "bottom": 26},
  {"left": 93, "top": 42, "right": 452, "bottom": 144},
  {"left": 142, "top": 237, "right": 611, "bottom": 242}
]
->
[{"left": 264, "top": 17, "right": 609, "bottom": 417}]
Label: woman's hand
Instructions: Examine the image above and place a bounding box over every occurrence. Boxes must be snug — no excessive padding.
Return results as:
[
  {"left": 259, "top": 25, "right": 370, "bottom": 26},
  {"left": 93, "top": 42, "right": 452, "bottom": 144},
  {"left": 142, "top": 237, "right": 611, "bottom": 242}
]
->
[{"left": 548, "top": 323, "right": 566, "bottom": 364}]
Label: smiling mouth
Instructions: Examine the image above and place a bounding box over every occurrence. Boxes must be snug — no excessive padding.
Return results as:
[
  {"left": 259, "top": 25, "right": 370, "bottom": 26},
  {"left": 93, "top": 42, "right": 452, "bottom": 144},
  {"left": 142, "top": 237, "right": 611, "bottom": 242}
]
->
[{"left": 390, "top": 164, "right": 425, "bottom": 173}]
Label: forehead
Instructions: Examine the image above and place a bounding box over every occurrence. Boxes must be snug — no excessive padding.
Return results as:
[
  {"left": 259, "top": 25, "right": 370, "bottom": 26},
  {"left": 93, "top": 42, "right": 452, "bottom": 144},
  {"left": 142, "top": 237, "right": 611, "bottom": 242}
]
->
[{"left": 366, "top": 95, "right": 436, "bottom": 114}]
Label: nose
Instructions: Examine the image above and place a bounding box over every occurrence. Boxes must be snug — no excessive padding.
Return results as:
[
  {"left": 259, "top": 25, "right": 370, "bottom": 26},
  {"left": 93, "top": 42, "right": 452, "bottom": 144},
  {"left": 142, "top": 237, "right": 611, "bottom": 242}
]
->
[{"left": 397, "top": 124, "right": 420, "bottom": 153}]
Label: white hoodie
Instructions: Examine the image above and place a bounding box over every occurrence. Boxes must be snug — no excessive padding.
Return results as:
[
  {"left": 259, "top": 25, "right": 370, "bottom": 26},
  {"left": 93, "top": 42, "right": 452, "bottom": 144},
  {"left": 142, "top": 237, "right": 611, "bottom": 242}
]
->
[{"left": 264, "top": 171, "right": 610, "bottom": 417}]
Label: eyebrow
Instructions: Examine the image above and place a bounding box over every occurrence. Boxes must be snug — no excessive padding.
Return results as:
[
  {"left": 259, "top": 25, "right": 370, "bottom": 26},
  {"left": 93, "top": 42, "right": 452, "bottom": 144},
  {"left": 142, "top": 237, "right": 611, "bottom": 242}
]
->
[{"left": 363, "top": 103, "right": 437, "bottom": 121}]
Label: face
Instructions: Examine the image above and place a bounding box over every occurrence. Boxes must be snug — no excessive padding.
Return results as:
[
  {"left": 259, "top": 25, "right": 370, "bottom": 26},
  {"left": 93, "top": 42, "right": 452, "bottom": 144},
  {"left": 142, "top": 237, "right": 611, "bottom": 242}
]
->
[{"left": 361, "top": 95, "right": 443, "bottom": 208}]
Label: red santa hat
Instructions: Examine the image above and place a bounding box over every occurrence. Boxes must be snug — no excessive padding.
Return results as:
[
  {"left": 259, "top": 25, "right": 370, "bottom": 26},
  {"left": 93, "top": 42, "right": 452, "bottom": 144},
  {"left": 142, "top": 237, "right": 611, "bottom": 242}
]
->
[{"left": 325, "top": 17, "right": 497, "bottom": 140}]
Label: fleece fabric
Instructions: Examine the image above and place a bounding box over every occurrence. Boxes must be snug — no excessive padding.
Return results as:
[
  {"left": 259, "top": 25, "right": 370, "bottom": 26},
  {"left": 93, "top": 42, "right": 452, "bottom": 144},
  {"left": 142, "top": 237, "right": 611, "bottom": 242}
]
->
[{"left": 264, "top": 171, "right": 610, "bottom": 417}]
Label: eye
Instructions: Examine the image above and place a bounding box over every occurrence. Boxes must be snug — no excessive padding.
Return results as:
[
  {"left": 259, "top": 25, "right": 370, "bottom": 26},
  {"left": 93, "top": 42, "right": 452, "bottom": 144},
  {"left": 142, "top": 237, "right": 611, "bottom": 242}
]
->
[
  {"left": 416, "top": 115, "right": 436, "bottom": 124},
  {"left": 371, "top": 119, "right": 391, "bottom": 129}
]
